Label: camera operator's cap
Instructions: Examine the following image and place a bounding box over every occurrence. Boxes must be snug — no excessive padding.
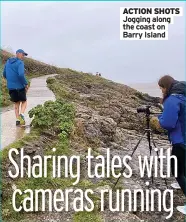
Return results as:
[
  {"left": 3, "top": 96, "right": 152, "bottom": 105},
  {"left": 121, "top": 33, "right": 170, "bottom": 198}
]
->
[{"left": 16, "top": 49, "right": 28, "bottom": 56}]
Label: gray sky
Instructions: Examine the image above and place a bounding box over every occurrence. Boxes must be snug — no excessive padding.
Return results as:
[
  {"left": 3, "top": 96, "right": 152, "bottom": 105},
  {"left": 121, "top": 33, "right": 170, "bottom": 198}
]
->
[{"left": 1, "top": 2, "right": 185, "bottom": 84}]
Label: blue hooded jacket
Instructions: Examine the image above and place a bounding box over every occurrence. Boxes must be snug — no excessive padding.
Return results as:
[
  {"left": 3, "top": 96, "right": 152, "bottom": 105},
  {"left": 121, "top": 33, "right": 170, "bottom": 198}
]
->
[
  {"left": 3, "top": 57, "right": 28, "bottom": 90},
  {"left": 158, "top": 81, "right": 186, "bottom": 145}
]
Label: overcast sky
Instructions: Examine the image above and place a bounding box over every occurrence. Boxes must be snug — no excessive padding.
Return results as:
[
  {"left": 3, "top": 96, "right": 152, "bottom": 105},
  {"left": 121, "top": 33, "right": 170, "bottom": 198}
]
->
[{"left": 1, "top": 2, "right": 185, "bottom": 84}]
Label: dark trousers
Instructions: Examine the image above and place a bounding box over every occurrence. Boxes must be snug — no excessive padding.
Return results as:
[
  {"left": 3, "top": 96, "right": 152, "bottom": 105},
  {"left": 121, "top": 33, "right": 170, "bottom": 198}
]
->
[{"left": 171, "top": 143, "right": 186, "bottom": 196}]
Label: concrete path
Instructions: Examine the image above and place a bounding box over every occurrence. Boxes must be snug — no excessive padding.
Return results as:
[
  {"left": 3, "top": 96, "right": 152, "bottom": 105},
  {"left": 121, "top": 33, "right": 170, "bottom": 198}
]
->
[{"left": 1, "top": 74, "right": 56, "bottom": 149}]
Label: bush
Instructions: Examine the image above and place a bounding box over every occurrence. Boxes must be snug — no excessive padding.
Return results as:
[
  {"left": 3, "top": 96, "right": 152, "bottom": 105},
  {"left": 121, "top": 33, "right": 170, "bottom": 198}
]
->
[
  {"left": 28, "top": 100, "right": 75, "bottom": 137},
  {"left": 46, "top": 77, "right": 56, "bottom": 84}
]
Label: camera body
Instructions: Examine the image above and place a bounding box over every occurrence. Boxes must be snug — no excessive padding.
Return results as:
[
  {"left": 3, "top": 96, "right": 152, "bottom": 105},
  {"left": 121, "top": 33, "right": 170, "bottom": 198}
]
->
[{"left": 137, "top": 105, "right": 151, "bottom": 115}]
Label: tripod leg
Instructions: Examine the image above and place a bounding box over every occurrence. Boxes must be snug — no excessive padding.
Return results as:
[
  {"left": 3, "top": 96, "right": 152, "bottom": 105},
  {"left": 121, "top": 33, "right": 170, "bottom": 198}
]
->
[
  {"left": 113, "top": 131, "right": 146, "bottom": 189},
  {"left": 150, "top": 132, "right": 168, "bottom": 188},
  {"left": 147, "top": 130, "right": 154, "bottom": 184}
]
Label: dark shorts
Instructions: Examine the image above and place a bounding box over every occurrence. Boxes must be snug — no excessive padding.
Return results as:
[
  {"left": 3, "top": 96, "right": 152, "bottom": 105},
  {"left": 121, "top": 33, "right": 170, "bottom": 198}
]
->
[{"left": 9, "top": 88, "right": 27, "bottom": 103}]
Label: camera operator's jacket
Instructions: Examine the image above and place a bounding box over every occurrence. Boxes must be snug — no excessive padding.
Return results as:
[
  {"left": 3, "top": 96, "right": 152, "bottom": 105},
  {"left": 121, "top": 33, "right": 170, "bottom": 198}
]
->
[{"left": 158, "top": 81, "right": 186, "bottom": 145}]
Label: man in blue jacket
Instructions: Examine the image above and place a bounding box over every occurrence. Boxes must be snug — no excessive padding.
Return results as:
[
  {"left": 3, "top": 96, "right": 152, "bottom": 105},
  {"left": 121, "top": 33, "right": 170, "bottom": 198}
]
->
[
  {"left": 158, "top": 75, "right": 186, "bottom": 215},
  {"left": 3, "top": 49, "right": 29, "bottom": 126}
]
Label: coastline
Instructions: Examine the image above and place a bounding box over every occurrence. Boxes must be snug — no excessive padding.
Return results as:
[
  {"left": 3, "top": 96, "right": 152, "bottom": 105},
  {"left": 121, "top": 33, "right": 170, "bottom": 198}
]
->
[{"left": 129, "top": 82, "right": 161, "bottom": 97}]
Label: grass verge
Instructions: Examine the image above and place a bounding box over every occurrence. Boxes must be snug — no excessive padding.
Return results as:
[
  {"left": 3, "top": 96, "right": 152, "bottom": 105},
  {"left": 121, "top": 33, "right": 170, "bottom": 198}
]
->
[{"left": 2, "top": 99, "right": 75, "bottom": 221}]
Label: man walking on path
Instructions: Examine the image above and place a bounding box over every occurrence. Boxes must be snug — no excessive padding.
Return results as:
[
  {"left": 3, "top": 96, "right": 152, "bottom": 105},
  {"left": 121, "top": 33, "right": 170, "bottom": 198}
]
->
[{"left": 3, "top": 49, "right": 29, "bottom": 126}]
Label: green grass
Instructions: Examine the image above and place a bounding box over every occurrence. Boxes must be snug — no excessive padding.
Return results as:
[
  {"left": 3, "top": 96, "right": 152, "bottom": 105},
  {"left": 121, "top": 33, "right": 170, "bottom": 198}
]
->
[
  {"left": 0, "top": 64, "right": 11, "bottom": 107},
  {"left": 1, "top": 76, "right": 11, "bottom": 107},
  {"left": 47, "top": 76, "right": 80, "bottom": 101},
  {"left": 73, "top": 211, "right": 103, "bottom": 222}
]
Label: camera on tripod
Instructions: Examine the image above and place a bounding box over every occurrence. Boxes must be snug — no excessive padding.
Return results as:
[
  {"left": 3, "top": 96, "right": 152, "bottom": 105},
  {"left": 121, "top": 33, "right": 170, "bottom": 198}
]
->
[
  {"left": 137, "top": 105, "right": 151, "bottom": 115},
  {"left": 137, "top": 105, "right": 162, "bottom": 116},
  {"left": 113, "top": 104, "right": 167, "bottom": 189}
]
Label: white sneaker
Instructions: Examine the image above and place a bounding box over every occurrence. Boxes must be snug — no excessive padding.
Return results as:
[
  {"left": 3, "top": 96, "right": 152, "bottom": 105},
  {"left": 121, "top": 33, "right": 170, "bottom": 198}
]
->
[
  {"left": 177, "top": 206, "right": 186, "bottom": 215},
  {"left": 171, "top": 182, "right": 181, "bottom": 189}
]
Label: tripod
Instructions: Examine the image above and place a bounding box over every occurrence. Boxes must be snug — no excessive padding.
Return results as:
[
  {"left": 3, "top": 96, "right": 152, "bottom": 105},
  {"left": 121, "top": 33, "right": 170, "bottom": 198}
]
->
[{"left": 113, "top": 110, "right": 168, "bottom": 189}]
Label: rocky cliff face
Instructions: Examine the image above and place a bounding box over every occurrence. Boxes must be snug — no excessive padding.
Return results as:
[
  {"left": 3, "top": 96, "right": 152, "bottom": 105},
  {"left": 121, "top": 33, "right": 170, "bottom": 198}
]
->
[
  {"left": 46, "top": 72, "right": 185, "bottom": 221},
  {"left": 2, "top": 71, "right": 185, "bottom": 222}
]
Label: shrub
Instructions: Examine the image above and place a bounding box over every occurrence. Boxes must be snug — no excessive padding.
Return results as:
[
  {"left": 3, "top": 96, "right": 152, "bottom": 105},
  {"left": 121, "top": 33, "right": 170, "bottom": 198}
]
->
[{"left": 28, "top": 99, "right": 75, "bottom": 137}]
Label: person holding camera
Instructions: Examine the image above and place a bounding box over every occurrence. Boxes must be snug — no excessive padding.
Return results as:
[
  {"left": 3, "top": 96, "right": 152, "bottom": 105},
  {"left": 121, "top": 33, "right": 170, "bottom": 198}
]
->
[{"left": 158, "top": 75, "right": 186, "bottom": 214}]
